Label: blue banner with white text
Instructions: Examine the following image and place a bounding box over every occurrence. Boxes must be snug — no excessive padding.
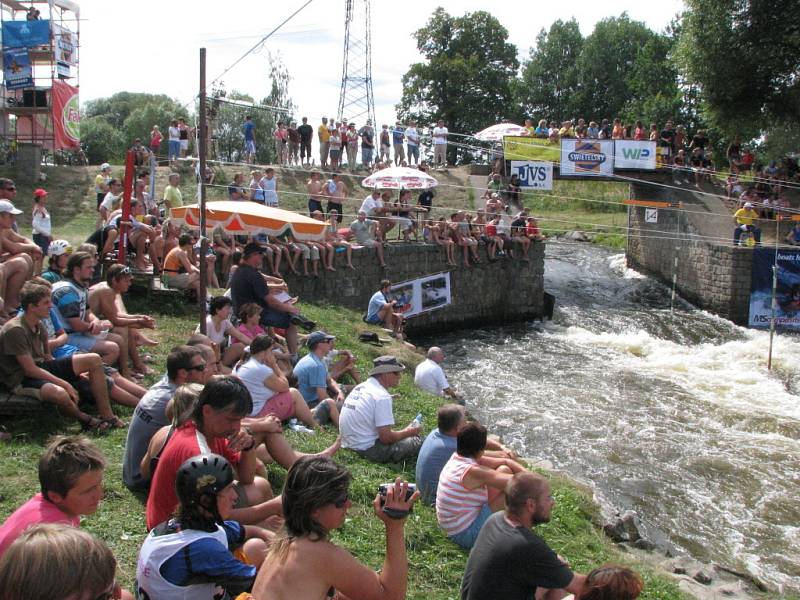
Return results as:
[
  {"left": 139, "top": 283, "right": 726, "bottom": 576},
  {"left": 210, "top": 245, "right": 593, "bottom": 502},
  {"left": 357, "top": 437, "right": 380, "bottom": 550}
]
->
[
  {"left": 2, "top": 20, "right": 50, "bottom": 49},
  {"left": 749, "top": 247, "right": 800, "bottom": 329}
]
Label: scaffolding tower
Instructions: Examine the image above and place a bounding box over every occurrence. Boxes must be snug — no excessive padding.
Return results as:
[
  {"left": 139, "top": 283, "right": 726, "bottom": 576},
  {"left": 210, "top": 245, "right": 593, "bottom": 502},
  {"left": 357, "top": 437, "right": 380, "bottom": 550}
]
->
[
  {"left": 337, "top": 0, "right": 375, "bottom": 127},
  {"left": 0, "top": 0, "right": 80, "bottom": 162}
]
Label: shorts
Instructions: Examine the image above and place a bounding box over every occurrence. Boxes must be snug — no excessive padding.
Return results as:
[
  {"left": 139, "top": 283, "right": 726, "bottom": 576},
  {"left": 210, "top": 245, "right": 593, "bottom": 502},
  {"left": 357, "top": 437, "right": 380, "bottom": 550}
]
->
[
  {"left": 355, "top": 436, "right": 423, "bottom": 464},
  {"left": 253, "top": 390, "right": 294, "bottom": 421},
  {"left": 365, "top": 312, "right": 383, "bottom": 325},
  {"left": 259, "top": 306, "right": 292, "bottom": 330},
  {"left": 308, "top": 198, "right": 324, "bottom": 214},
  {"left": 362, "top": 147, "right": 373, "bottom": 164},
  {"left": 180, "top": 139, "right": 189, "bottom": 151},
  {"left": 14, "top": 357, "right": 77, "bottom": 399},
  {"left": 163, "top": 273, "right": 192, "bottom": 289},
  {"left": 326, "top": 202, "right": 343, "bottom": 222},
  {"left": 245, "top": 140, "right": 256, "bottom": 154},
  {"left": 395, "top": 217, "right": 413, "bottom": 231},
  {"left": 448, "top": 504, "right": 492, "bottom": 549},
  {"left": 297, "top": 243, "right": 320, "bottom": 261},
  {"left": 96, "top": 192, "right": 105, "bottom": 208},
  {"left": 168, "top": 140, "right": 180, "bottom": 157},
  {"left": 308, "top": 398, "right": 342, "bottom": 426},
  {"left": 67, "top": 332, "right": 103, "bottom": 352},
  {"left": 330, "top": 149, "right": 341, "bottom": 160}
]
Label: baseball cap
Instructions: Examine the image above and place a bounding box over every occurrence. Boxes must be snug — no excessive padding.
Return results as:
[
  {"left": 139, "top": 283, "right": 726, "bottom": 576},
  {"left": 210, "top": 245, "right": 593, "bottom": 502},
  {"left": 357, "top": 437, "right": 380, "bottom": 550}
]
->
[
  {"left": 0, "top": 200, "right": 22, "bottom": 215},
  {"left": 243, "top": 242, "right": 265, "bottom": 257},
  {"left": 100, "top": 162, "right": 111, "bottom": 171},
  {"left": 744, "top": 202, "right": 753, "bottom": 209},
  {"left": 369, "top": 355, "right": 406, "bottom": 377},
  {"left": 33, "top": 188, "right": 48, "bottom": 198},
  {"left": 306, "top": 331, "right": 336, "bottom": 347}
]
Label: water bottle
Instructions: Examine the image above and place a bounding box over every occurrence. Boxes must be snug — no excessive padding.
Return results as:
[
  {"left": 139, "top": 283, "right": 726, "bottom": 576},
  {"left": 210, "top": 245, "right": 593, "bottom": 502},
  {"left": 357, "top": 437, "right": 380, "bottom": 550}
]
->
[
  {"left": 288, "top": 418, "right": 316, "bottom": 435},
  {"left": 410, "top": 413, "right": 423, "bottom": 429}
]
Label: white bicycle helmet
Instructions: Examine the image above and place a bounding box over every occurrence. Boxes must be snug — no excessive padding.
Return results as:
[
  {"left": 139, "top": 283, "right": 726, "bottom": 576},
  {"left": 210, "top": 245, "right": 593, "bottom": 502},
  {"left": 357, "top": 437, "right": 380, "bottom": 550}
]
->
[{"left": 47, "top": 239, "right": 73, "bottom": 258}]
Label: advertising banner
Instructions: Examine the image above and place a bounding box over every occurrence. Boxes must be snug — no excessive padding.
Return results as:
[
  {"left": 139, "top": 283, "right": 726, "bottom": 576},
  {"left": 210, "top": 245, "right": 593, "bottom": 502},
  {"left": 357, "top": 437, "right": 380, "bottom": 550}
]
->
[
  {"left": 3, "top": 48, "right": 32, "bottom": 90},
  {"left": 509, "top": 161, "right": 553, "bottom": 190},
  {"left": 614, "top": 140, "right": 657, "bottom": 170},
  {"left": 388, "top": 272, "right": 452, "bottom": 318},
  {"left": 560, "top": 139, "right": 614, "bottom": 177},
  {"left": 53, "top": 24, "right": 76, "bottom": 64},
  {"left": 1, "top": 20, "right": 51, "bottom": 49},
  {"left": 503, "top": 136, "right": 560, "bottom": 162},
  {"left": 748, "top": 248, "right": 800, "bottom": 330},
  {"left": 51, "top": 80, "right": 80, "bottom": 149}
]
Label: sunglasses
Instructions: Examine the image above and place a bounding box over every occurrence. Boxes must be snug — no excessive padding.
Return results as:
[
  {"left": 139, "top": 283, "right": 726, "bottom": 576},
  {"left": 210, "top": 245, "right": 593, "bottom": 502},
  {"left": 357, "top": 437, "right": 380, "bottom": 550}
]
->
[
  {"left": 333, "top": 493, "right": 349, "bottom": 508},
  {"left": 119, "top": 266, "right": 132, "bottom": 275},
  {"left": 188, "top": 363, "right": 207, "bottom": 372}
]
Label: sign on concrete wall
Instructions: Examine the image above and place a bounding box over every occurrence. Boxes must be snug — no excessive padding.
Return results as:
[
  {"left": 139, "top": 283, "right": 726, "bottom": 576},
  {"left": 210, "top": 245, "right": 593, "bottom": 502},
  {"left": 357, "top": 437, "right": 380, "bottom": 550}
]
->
[
  {"left": 560, "top": 140, "right": 614, "bottom": 177},
  {"left": 749, "top": 248, "right": 800, "bottom": 329},
  {"left": 389, "top": 272, "right": 452, "bottom": 318},
  {"left": 615, "top": 140, "right": 657, "bottom": 170},
  {"left": 510, "top": 161, "right": 553, "bottom": 190}
]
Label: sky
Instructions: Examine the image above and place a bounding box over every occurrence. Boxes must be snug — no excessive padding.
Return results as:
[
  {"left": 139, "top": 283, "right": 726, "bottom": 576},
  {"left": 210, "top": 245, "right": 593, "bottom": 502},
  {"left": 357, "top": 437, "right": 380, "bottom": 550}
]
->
[{"left": 75, "top": 0, "right": 685, "bottom": 130}]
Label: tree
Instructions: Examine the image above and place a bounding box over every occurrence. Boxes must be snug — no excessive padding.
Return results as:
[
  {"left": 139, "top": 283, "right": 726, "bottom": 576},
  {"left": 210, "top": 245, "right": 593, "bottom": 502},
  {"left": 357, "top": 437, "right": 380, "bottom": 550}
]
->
[
  {"left": 122, "top": 100, "right": 186, "bottom": 149},
  {"left": 397, "top": 8, "right": 519, "bottom": 162},
  {"left": 83, "top": 92, "right": 188, "bottom": 132},
  {"left": 80, "top": 116, "right": 126, "bottom": 164},
  {"left": 516, "top": 19, "right": 584, "bottom": 121},
  {"left": 677, "top": 0, "right": 800, "bottom": 133},
  {"left": 621, "top": 34, "right": 682, "bottom": 127}
]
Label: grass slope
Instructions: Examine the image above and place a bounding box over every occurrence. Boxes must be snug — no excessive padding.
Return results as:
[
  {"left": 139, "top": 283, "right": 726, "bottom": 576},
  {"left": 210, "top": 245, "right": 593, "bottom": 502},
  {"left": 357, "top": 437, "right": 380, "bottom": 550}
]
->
[{"left": 0, "top": 295, "right": 685, "bottom": 599}]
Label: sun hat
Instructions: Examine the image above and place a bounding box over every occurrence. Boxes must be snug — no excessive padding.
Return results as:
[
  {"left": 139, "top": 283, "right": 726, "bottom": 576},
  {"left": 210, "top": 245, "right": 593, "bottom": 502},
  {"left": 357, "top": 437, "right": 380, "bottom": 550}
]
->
[{"left": 369, "top": 355, "right": 405, "bottom": 377}]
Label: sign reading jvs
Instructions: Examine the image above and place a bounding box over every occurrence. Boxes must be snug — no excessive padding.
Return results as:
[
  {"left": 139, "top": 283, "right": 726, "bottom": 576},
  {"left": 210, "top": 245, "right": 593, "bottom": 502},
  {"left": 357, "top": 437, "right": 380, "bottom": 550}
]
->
[{"left": 510, "top": 161, "right": 553, "bottom": 190}]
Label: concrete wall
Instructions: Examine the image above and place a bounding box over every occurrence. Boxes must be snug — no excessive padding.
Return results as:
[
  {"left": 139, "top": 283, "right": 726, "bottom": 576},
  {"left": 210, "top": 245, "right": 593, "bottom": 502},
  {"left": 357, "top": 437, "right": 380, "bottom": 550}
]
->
[
  {"left": 267, "top": 242, "right": 545, "bottom": 334},
  {"left": 626, "top": 191, "right": 753, "bottom": 325}
]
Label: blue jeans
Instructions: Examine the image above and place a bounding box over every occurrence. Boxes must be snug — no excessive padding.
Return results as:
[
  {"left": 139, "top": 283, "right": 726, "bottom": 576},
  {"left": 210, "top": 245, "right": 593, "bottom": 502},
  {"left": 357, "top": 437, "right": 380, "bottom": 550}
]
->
[
  {"left": 407, "top": 145, "right": 419, "bottom": 163},
  {"left": 448, "top": 504, "right": 492, "bottom": 550}
]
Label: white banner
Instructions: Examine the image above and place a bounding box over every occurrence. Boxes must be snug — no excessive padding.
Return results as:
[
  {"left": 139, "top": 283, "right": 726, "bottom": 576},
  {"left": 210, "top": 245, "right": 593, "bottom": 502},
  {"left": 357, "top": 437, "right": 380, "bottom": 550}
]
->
[
  {"left": 560, "top": 140, "right": 614, "bottom": 176},
  {"left": 510, "top": 161, "right": 553, "bottom": 190},
  {"left": 614, "top": 140, "right": 657, "bottom": 170},
  {"left": 388, "top": 272, "right": 451, "bottom": 318}
]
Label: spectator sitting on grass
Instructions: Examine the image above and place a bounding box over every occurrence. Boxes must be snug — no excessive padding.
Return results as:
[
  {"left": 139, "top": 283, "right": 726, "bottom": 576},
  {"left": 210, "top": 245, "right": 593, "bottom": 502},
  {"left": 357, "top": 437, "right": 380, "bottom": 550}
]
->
[
  {"left": 293, "top": 331, "right": 344, "bottom": 427},
  {"left": 162, "top": 233, "right": 201, "bottom": 293},
  {"left": 414, "top": 346, "right": 463, "bottom": 401},
  {"left": 197, "top": 296, "right": 253, "bottom": 370},
  {"left": 350, "top": 210, "right": 386, "bottom": 268},
  {"left": 136, "top": 453, "right": 272, "bottom": 599},
  {"left": 0, "top": 435, "right": 106, "bottom": 556},
  {"left": 340, "top": 355, "right": 422, "bottom": 463},
  {"left": 365, "top": 279, "right": 403, "bottom": 337},
  {"left": 436, "top": 421, "right": 526, "bottom": 550},
  {"left": 41, "top": 239, "right": 72, "bottom": 284}
]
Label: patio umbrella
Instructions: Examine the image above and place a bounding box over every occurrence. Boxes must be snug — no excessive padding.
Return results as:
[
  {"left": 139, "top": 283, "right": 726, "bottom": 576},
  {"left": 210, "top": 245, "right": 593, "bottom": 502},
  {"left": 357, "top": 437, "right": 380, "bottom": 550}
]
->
[
  {"left": 473, "top": 123, "right": 529, "bottom": 141},
  {"left": 169, "top": 200, "right": 326, "bottom": 241},
  {"left": 360, "top": 166, "right": 439, "bottom": 190}
]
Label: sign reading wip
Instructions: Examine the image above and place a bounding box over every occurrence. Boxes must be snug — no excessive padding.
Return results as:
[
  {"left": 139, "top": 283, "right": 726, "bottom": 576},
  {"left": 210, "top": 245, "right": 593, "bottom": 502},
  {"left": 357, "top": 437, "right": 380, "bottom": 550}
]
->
[
  {"left": 560, "top": 140, "right": 614, "bottom": 177},
  {"left": 510, "top": 161, "right": 553, "bottom": 190},
  {"left": 615, "top": 141, "right": 657, "bottom": 170}
]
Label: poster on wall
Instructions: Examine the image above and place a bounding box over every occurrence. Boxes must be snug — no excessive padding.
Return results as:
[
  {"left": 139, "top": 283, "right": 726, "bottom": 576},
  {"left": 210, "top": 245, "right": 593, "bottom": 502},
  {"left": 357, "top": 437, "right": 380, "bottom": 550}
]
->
[
  {"left": 509, "top": 161, "right": 553, "bottom": 190},
  {"left": 748, "top": 248, "right": 800, "bottom": 330},
  {"left": 503, "top": 136, "right": 560, "bottom": 162},
  {"left": 560, "top": 139, "right": 614, "bottom": 176},
  {"left": 3, "top": 48, "right": 32, "bottom": 90},
  {"left": 1, "top": 20, "right": 51, "bottom": 49},
  {"left": 53, "top": 25, "right": 77, "bottom": 64},
  {"left": 51, "top": 80, "right": 80, "bottom": 149},
  {"left": 388, "top": 272, "right": 452, "bottom": 318},
  {"left": 614, "top": 140, "right": 657, "bottom": 170}
]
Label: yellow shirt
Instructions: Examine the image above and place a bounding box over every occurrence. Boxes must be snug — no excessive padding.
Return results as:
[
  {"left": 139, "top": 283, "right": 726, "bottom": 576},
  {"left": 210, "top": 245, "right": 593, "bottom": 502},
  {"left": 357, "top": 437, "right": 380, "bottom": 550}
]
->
[
  {"left": 95, "top": 173, "right": 107, "bottom": 194},
  {"left": 734, "top": 208, "right": 758, "bottom": 226},
  {"left": 318, "top": 125, "right": 331, "bottom": 142},
  {"left": 163, "top": 185, "right": 183, "bottom": 210}
]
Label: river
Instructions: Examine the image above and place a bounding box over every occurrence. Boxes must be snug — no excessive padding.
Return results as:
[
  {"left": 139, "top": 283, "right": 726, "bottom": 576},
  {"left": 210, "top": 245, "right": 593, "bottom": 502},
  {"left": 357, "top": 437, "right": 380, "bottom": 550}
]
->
[{"left": 427, "top": 242, "right": 800, "bottom": 594}]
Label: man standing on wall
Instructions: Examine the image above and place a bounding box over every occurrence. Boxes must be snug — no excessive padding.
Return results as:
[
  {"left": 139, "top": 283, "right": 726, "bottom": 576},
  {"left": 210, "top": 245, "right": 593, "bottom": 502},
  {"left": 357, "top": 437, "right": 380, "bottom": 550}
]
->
[{"left": 433, "top": 119, "right": 449, "bottom": 169}]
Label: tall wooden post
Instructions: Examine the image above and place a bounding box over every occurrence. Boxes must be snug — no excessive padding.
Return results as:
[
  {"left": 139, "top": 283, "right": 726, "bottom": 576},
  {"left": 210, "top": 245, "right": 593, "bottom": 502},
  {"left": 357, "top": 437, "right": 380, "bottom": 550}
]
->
[{"left": 198, "top": 48, "right": 208, "bottom": 333}]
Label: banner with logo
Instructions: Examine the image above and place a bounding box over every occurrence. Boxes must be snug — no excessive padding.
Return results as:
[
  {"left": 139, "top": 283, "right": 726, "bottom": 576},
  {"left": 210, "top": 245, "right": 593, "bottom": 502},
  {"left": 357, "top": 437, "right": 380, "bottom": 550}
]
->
[
  {"left": 510, "top": 161, "right": 553, "bottom": 190},
  {"left": 614, "top": 140, "right": 656, "bottom": 170},
  {"left": 503, "top": 136, "right": 560, "bottom": 162},
  {"left": 388, "top": 272, "right": 452, "bottom": 318},
  {"left": 52, "top": 24, "right": 77, "bottom": 64},
  {"left": 560, "top": 140, "right": 614, "bottom": 177},
  {"left": 1, "top": 20, "right": 51, "bottom": 49},
  {"left": 749, "top": 248, "right": 800, "bottom": 330},
  {"left": 51, "top": 80, "right": 79, "bottom": 149},
  {"left": 3, "top": 48, "right": 32, "bottom": 90}
]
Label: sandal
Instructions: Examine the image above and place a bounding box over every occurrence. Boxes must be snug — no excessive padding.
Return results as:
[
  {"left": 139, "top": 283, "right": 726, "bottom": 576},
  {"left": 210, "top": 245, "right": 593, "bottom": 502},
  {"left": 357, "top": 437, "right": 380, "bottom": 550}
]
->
[
  {"left": 80, "top": 416, "right": 111, "bottom": 433},
  {"left": 100, "top": 416, "right": 127, "bottom": 429}
]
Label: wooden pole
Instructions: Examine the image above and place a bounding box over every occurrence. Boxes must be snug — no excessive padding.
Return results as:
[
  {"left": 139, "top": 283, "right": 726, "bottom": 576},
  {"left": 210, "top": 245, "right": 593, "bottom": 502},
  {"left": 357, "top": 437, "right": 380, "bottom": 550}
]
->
[{"left": 198, "top": 48, "right": 208, "bottom": 334}]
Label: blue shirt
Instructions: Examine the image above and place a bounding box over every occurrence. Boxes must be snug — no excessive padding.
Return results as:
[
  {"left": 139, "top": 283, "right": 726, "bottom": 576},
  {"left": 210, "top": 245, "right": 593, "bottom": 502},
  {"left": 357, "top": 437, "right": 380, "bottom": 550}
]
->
[
  {"left": 243, "top": 121, "right": 255, "bottom": 141},
  {"left": 47, "top": 308, "right": 80, "bottom": 359},
  {"left": 415, "top": 428, "right": 457, "bottom": 505},
  {"left": 392, "top": 127, "right": 405, "bottom": 145},
  {"left": 367, "top": 290, "right": 387, "bottom": 321},
  {"left": 51, "top": 279, "right": 87, "bottom": 334},
  {"left": 293, "top": 352, "right": 328, "bottom": 405}
]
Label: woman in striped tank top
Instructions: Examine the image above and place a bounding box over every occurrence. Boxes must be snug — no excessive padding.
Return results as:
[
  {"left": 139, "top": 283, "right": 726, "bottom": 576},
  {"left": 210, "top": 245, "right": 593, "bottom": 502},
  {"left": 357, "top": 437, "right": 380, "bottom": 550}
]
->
[{"left": 435, "top": 421, "right": 527, "bottom": 549}]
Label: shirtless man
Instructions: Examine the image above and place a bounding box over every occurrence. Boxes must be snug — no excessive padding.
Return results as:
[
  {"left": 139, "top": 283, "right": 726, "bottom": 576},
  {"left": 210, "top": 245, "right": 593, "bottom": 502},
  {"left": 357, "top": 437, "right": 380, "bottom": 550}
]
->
[
  {"left": 306, "top": 171, "right": 325, "bottom": 216},
  {"left": 89, "top": 264, "right": 157, "bottom": 378},
  {"left": 0, "top": 200, "right": 41, "bottom": 313}
]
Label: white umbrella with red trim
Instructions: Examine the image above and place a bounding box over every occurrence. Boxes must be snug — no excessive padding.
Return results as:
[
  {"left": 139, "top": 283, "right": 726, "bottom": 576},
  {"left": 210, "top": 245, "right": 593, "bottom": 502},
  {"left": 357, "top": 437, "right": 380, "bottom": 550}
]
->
[
  {"left": 473, "top": 123, "right": 529, "bottom": 141},
  {"left": 360, "top": 166, "right": 439, "bottom": 190}
]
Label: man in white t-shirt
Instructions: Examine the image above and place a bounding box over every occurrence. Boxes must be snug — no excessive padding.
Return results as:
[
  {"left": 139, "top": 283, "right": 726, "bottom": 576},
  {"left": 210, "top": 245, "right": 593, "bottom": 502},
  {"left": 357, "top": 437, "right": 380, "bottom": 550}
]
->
[
  {"left": 405, "top": 120, "right": 420, "bottom": 165},
  {"left": 414, "top": 346, "right": 462, "bottom": 402},
  {"left": 340, "top": 356, "right": 422, "bottom": 463},
  {"left": 359, "top": 189, "right": 384, "bottom": 218},
  {"left": 98, "top": 179, "right": 123, "bottom": 223},
  {"left": 433, "top": 119, "right": 448, "bottom": 168}
]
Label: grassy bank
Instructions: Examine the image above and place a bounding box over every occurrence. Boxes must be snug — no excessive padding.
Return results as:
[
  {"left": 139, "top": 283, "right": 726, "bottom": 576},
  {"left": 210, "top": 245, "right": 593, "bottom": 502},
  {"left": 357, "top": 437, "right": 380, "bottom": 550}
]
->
[{"left": 0, "top": 293, "right": 685, "bottom": 599}]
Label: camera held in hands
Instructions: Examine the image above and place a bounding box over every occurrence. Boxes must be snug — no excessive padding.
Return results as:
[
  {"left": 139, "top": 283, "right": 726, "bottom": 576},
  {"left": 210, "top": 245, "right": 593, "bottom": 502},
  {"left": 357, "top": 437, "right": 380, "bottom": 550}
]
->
[{"left": 378, "top": 483, "right": 416, "bottom": 519}]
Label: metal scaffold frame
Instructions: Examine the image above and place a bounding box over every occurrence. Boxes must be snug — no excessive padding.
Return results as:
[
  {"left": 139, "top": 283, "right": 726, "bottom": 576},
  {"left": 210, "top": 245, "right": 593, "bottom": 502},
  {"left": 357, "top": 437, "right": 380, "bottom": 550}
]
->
[
  {"left": 337, "top": 0, "right": 375, "bottom": 128},
  {"left": 0, "top": 0, "right": 80, "bottom": 163}
]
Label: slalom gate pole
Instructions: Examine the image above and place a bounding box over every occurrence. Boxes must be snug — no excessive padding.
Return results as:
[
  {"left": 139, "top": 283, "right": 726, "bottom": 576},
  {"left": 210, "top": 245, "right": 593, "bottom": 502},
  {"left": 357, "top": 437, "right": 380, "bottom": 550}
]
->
[{"left": 117, "top": 150, "right": 135, "bottom": 264}]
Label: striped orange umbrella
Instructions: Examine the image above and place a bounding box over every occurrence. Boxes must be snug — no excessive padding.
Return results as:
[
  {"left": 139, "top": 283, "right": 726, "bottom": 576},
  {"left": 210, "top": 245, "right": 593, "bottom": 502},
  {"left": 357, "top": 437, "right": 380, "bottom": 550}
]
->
[{"left": 170, "top": 200, "right": 326, "bottom": 241}]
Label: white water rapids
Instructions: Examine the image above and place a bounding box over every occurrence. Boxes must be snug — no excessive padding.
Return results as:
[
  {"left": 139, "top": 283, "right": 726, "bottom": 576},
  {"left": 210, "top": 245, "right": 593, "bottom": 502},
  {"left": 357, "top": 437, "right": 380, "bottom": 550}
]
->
[{"left": 427, "top": 243, "right": 800, "bottom": 594}]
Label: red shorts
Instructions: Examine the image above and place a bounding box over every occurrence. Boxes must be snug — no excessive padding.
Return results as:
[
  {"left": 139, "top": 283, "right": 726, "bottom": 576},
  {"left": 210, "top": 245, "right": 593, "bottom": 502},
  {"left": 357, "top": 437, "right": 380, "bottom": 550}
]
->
[{"left": 254, "top": 390, "right": 294, "bottom": 421}]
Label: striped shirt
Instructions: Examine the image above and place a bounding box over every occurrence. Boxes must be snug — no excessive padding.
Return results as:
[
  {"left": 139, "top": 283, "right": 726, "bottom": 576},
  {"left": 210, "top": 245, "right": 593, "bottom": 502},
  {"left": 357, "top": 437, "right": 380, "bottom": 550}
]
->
[{"left": 436, "top": 453, "right": 488, "bottom": 536}]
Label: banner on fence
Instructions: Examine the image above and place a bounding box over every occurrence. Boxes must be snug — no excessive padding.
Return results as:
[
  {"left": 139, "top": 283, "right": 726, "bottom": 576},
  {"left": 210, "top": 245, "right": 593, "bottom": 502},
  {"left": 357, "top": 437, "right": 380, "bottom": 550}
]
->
[
  {"left": 509, "top": 161, "right": 553, "bottom": 190},
  {"left": 614, "top": 140, "right": 656, "bottom": 170},
  {"left": 560, "top": 140, "right": 614, "bottom": 176},
  {"left": 503, "top": 136, "right": 560, "bottom": 162},
  {"left": 748, "top": 248, "right": 800, "bottom": 330},
  {"left": 3, "top": 48, "right": 32, "bottom": 90},
  {"left": 52, "top": 80, "right": 80, "bottom": 149},
  {"left": 388, "top": 272, "right": 452, "bottom": 318}
]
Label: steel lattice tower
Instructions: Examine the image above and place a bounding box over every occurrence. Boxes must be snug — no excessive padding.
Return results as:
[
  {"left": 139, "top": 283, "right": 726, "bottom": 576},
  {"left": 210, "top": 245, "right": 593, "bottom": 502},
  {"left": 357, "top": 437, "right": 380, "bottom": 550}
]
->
[{"left": 337, "top": 0, "right": 376, "bottom": 127}]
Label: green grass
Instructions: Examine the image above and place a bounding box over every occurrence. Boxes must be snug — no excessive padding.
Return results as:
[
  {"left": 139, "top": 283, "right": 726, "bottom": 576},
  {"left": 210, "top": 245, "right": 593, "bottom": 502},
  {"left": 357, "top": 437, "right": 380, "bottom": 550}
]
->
[{"left": 0, "top": 290, "right": 686, "bottom": 599}]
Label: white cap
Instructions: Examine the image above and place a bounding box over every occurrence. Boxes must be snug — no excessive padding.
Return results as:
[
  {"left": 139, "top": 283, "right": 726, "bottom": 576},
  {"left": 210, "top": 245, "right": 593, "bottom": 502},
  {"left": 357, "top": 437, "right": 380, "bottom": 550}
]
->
[
  {"left": 100, "top": 162, "right": 111, "bottom": 171},
  {"left": 744, "top": 202, "right": 753, "bottom": 209},
  {"left": 0, "top": 200, "right": 22, "bottom": 215}
]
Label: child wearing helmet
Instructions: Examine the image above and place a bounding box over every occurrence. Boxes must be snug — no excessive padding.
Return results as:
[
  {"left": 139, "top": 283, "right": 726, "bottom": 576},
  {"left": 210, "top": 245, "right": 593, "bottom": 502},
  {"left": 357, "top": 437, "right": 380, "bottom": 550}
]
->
[
  {"left": 42, "top": 239, "right": 72, "bottom": 284},
  {"left": 136, "top": 453, "right": 271, "bottom": 600}
]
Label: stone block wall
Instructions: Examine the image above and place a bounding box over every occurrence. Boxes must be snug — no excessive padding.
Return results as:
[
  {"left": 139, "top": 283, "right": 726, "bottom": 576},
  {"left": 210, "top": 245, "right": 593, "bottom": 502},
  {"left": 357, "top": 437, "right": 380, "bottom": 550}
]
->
[
  {"left": 266, "top": 242, "right": 545, "bottom": 334},
  {"left": 626, "top": 197, "right": 753, "bottom": 325}
]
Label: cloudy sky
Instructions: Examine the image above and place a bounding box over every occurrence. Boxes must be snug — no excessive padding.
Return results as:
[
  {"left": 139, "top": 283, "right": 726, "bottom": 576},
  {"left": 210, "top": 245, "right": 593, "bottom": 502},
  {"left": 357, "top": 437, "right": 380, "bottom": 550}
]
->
[{"left": 76, "top": 0, "right": 684, "bottom": 129}]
